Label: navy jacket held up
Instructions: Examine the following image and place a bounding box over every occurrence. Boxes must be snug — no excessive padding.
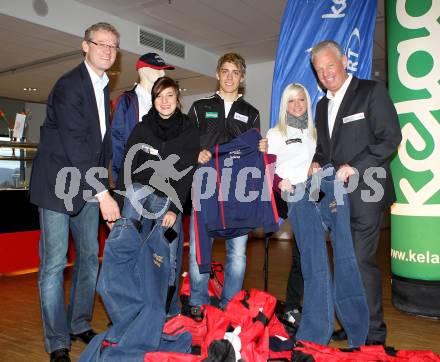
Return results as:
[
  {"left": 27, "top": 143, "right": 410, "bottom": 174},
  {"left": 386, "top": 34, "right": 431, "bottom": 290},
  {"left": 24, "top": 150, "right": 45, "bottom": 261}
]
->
[{"left": 193, "top": 129, "right": 279, "bottom": 273}]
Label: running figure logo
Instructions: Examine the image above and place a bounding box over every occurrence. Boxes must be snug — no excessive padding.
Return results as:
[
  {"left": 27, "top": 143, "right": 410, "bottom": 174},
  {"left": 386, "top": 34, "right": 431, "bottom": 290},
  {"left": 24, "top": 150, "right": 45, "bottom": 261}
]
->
[{"left": 120, "top": 143, "right": 193, "bottom": 219}]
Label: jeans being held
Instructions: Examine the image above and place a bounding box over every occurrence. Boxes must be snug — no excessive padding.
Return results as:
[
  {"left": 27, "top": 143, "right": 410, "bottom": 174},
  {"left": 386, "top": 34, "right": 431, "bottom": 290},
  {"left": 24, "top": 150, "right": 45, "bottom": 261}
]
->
[
  {"left": 189, "top": 211, "right": 248, "bottom": 308},
  {"left": 38, "top": 202, "right": 99, "bottom": 353},
  {"left": 287, "top": 166, "right": 369, "bottom": 347},
  {"left": 122, "top": 182, "right": 182, "bottom": 292},
  {"left": 80, "top": 218, "right": 191, "bottom": 361}
]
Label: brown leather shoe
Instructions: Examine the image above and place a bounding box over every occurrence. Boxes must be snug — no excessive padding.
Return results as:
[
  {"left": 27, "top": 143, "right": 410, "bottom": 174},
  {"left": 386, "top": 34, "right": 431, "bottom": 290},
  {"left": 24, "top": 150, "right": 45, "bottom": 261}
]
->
[
  {"left": 50, "top": 348, "right": 71, "bottom": 362},
  {"left": 70, "top": 329, "right": 97, "bottom": 344}
]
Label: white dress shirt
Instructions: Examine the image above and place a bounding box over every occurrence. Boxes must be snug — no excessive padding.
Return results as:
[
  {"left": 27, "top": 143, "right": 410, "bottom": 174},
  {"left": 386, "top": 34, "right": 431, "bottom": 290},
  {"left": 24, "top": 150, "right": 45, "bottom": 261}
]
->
[
  {"left": 84, "top": 60, "right": 109, "bottom": 140},
  {"left": 326, "top": 74, "right": 352, "bottom": 137},
  {"left": 135, "top": 84, "right": 152, "bottom": 122},
  {"left": 84, "top": 61, "right": 109, "bottom": 199}
]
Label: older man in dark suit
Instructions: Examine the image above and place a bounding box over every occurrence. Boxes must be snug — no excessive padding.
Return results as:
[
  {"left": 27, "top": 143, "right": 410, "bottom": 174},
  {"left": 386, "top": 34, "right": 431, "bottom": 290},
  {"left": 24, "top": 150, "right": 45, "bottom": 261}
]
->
[
  {"left": 309, "top": 40, "right": 401, "bottom": 345},
  {"left": 30, "top": 22, "right": 121, "bottom": 362}
]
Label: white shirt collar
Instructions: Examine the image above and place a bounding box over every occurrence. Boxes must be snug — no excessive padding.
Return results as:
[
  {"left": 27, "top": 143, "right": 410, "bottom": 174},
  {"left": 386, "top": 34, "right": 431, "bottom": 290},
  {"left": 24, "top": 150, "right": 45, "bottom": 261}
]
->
[
  {"left": 84, "top": 60, "right": 109, "bottom": 89},
  {"left": 326, "top": 74, "right": 352, "bottom": 101},
  {"left": 216, "top": 91, "right": 242, "bottom": 101}
]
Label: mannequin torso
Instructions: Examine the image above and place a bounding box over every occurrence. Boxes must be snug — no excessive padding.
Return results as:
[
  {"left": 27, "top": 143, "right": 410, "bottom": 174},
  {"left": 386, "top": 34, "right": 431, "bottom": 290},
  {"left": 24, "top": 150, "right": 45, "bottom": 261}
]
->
[{"left": 110, "top": 66, "right": 165, "bottom": 182}]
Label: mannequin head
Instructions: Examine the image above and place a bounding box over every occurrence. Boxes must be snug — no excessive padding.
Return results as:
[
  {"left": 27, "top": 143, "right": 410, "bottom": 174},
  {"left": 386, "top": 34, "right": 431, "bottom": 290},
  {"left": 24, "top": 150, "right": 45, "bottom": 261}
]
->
[
  {"left": 136, "top": 52, "right": 174, "bottom": 91},
  {"left": 138, "top": 67, "right": 165, "bottom": 88}
]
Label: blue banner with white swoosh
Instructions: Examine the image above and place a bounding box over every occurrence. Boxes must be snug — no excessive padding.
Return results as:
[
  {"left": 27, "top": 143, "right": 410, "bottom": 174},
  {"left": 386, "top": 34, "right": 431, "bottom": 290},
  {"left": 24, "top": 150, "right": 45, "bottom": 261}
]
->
[{"left": 270, "top": 0, "right": 377, "bottom": 127}]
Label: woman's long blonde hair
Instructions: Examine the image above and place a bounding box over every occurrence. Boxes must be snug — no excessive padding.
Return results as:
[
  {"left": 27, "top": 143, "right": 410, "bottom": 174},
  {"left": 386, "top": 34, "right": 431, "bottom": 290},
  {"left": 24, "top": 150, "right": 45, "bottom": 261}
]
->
[{"left": 276, "top": 83, "right": 316, "bottom": 140}]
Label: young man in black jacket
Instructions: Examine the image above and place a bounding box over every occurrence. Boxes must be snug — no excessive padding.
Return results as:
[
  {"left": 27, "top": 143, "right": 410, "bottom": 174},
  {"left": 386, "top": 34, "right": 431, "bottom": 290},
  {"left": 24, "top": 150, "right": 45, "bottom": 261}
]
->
[{"left": 187, "top": 52, "right": 267, "bottom": 313}]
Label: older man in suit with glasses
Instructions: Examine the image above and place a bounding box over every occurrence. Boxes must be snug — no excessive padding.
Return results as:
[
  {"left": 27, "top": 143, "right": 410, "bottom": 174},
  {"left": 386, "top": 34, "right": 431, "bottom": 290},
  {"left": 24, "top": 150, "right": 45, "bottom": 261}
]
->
[{"left": 309, "top": 40, "right": 402, "bottom": 346}]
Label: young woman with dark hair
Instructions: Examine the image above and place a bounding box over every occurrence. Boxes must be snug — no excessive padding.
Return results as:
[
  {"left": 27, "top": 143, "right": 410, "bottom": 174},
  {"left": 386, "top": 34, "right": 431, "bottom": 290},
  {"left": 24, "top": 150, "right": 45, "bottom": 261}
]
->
[{"left": 115, "top": 76, "right": 199, "bottom": 315}]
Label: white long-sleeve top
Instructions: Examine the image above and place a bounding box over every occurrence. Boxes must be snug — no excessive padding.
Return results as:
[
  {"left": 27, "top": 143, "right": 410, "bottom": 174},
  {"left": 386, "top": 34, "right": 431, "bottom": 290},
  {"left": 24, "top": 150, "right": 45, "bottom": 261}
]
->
[{"left": 267, "top": 126, "right": 316, "bottom": 186}]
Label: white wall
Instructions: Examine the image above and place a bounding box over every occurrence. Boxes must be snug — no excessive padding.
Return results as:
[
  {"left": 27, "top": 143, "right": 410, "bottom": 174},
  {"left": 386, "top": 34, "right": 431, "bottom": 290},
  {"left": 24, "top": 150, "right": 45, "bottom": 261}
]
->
[
  {"left": 25, "top": 102, "right": 46, "bottom": 143},
  {"left": 181, "top": 92, "right": 213, "bottom": 114},
  {"left": 244, "top": 60, "right": 275, "bottom": 136},
  {"left": 245, "top": 61, "right": 294, "bottom": 239}
]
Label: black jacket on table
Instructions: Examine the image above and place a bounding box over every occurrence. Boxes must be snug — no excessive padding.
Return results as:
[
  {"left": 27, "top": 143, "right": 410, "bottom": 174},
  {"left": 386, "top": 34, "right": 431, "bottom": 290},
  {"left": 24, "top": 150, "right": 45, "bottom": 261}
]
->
[
  {"left": 115, "top": 107, "right": 199, "bottom": 215},
  {"left": 188, "top": 93, "right": 260, "bottom": 150},
  {"left": 312, "top": 76, "right": 402, "bottom": 217}
]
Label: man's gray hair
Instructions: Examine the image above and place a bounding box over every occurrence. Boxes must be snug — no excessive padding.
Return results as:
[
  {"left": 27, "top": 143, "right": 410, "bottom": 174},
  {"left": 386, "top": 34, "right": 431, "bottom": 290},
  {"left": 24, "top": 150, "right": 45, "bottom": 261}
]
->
[{"left": 311, "top": 40, "right": 343, "bottom": 63}]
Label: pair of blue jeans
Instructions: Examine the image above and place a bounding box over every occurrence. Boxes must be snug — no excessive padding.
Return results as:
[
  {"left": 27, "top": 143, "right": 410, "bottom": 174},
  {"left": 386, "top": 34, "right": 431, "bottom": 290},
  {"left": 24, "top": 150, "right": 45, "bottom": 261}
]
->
[
  {"left": 122, "top": 183, "right": 182, "bottom": 315},
  {"left": 38, "top": 201, "right": 99, "bottom": 353},
  {"left": 189, "top": 211, "right": 248, "bottom": 308},
  {"left": 80, "top": 218, "right": 191, "bottom": 361},
  {"left": 287, "top": 166, "right": 369, "bottom": 347}
]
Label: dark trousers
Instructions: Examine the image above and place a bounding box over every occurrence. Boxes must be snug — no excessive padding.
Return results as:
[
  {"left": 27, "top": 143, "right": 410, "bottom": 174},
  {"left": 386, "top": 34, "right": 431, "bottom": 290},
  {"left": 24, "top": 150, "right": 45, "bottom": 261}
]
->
[
  {"left": 351, "top": 211, "right": 387, "bottom": 343},
  {"left": 284, "top": 237, "right": 303, "bottom": 312}
]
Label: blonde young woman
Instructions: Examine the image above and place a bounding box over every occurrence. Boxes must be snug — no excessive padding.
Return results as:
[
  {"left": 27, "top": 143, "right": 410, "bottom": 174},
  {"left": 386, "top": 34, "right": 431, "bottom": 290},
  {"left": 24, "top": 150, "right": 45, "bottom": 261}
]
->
[
  {"left": 266, "top": 83, "right": 316, "bottom": 327},
  {"left": 268, "top": 82, "right": 370, "bottom": 347}
]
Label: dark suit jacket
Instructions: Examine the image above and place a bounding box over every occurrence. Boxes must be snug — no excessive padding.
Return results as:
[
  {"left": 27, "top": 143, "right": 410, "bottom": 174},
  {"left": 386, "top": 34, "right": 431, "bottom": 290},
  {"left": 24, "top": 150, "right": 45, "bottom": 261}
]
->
[
  {"left": 30, "top": 62, "right": 112, "bottom": 215},
  {"left": 313, "top": 76, "right": 402, "bottom": 217}
]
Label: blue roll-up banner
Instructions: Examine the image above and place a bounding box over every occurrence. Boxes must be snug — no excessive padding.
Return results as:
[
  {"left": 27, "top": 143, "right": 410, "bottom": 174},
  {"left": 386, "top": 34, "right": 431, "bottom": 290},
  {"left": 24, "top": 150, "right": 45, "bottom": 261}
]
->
[{"left": 270, "top": 0, "right": 377, "bottom": 127}]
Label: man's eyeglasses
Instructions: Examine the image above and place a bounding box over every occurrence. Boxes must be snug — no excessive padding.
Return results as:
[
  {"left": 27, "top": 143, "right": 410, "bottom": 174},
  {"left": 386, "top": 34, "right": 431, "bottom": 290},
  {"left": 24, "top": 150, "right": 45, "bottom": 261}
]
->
[{"left": 87, "top": 40, "right": 119, "bottom": 52}]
